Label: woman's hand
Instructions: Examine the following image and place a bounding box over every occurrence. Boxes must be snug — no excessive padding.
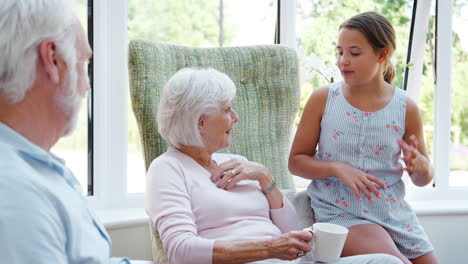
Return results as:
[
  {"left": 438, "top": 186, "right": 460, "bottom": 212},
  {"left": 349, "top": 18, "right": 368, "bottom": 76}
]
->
[
  {"left": 333, "top": 162, "right": 386, "bottom": 202},
  {"left": 213, "top": 230, "right": 312, "bottom": 263},
  {"left": 267, "top": 230, "right": 312, "bottom": 260},
  {"left": 398, "top": 135, "right": 433, "bottom": 185},
  {"left": 211, "top": 158, "right": 271, "bottom": 191}
]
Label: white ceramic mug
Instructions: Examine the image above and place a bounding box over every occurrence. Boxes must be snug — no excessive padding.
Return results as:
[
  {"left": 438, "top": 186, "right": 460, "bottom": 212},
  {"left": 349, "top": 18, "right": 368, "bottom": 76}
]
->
[{"left": 306, "top": 223, "right": 349, "bottom": 263}]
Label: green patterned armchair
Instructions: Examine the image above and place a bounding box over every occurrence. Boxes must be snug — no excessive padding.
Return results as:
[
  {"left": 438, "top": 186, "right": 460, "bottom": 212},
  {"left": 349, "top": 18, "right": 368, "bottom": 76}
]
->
[{"left": 128, "top": 40, "right": 301, "bottom": 262}]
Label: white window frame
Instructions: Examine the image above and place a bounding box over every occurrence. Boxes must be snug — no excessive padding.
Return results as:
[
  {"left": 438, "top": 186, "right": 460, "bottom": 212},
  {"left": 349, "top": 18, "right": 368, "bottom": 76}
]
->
[
  {"left": 279, "top": 0, "right": 297, "bottom": 49},
  {"left": 405, "top": 0, "right": 468, "bottom": 202},
  {"left": 90, "top": 0, "right": 142, "bottom": 209},
  {"left": 87, "top": 0, "right": 467, "bottom": 210}
]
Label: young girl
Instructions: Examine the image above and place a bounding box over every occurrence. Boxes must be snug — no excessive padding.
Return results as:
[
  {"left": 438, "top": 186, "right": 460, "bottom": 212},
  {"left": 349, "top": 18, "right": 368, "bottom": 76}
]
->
[{"left": 289, "top": 12, "right": 439, "bottom": 264}]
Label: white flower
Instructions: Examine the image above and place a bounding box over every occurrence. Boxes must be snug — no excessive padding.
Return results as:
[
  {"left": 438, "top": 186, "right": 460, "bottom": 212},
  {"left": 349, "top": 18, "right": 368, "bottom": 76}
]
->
[
  {"left": 302, "top": 53, "right": 341, "bottom": 83},
  {"left": 304, "top": 53, "right": 326, "bottom": 71}
]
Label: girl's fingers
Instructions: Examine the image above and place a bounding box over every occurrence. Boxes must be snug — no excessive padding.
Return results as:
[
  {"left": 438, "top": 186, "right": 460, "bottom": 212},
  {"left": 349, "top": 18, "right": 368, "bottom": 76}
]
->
[
  {"left": 397, "top": 137, "right": 410, "bottom": 154},
  {"left": 399, "top": 149, "right": 417, "bottom": 174},
  {"left": 409, "top": 135, "right": 419, "bottom": 148},
  {"left": 350, "top": 185, "right": 362, "bottom": 201},
  {"left": 366, "top": 180, "right": 382, "bottom": 199},
  {"left": 357, "top": 183, "right": 373, "bottom": 202},
  {"left": 367, "top": 175, "right": 386, "bottom": 189}
]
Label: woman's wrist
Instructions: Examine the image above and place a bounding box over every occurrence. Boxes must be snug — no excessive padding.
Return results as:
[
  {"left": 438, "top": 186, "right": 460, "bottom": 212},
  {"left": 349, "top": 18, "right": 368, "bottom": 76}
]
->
[
  {"left": 257, "top": 168, "right": 273, "bottom": 190},
  {"left": 259, "top": 176, "right": 273, "bottom": 191},
  {"left": 262, "top": 180, "right": 276, "bottom": 195}
]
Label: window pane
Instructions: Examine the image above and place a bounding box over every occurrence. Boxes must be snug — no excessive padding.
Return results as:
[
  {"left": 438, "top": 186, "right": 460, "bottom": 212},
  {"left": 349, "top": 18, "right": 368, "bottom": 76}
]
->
[
  {"left": 127, "top": 93, "right": 146, "bottom": 194},
  {"left": 450, "top": 2, "right": 468, "bottom": 187},
  {"left": 295, "top": 1, "right": 414, "bottom": 190},
  {"left": 51, "top": 0, "right": 89, "bottom": 195},
  {"left": 127, "top": 0, "right": 277, "bottom": 193},
  {"left": 223, "top": 0, "right": 276, "bottom": 46},
  {"left": 128, "top": 0, "right": 220, "bottom": 47}
]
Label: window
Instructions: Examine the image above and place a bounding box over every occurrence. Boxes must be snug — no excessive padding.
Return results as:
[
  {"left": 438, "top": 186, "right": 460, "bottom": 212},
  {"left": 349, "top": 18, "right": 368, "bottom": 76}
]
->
[
  {"left": 51, "top": 0, "right": 90, "bottom": 196},
  {"left": 397, "top": 0, "right": 468, "bottom": 201},
  {"left": 85, "top": 0, "right": 467, "bottom": 209},
  {"left": 412, "top": 0, "right": 468, "bottom": 189},
  {"left": 449, "top": 1, "right": 468, "bottom": 187}
]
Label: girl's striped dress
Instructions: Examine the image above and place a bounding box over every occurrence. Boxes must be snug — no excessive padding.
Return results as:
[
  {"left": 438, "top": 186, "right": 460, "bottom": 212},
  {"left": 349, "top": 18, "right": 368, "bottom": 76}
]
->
[{"left": 307, "top": 81, "right": 433, "bottom": 259}]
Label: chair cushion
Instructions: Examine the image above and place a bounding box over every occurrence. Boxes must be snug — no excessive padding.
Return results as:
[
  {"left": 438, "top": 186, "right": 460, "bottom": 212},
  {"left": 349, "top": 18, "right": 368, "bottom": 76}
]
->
[
  {"left": 283, "top": 190, "right": 316, "bottom": 262},
  {"left": 282, "top": 190, "right": 315, "bottom": 230}
]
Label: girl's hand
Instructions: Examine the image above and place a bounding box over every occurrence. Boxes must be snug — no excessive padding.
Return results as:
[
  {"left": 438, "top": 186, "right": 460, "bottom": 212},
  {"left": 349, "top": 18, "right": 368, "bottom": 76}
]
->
[
  {"left": 398, "top": 135, "right": 431, "bottom": 177},
  {"left": 334, "top": 162, "right": 386, "bottom": 202},
  {"left": 267, "top": 230, "right": 312, "bottom": 260},
  {"left": 211, "top": 158, "right": 271, "bottom": 191}
]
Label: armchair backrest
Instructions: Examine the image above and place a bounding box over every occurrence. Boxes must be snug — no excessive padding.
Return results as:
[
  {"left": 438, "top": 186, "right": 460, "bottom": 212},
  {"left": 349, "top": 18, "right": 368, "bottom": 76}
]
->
[{"left": 128, "top": 40, "right": 300, "bottom": 189}]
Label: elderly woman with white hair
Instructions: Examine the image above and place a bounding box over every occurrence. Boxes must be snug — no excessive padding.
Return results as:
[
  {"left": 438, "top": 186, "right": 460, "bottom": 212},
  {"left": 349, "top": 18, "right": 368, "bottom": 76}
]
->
[{"left": 145, "top": 68, "right": 404, "bottom": 264}]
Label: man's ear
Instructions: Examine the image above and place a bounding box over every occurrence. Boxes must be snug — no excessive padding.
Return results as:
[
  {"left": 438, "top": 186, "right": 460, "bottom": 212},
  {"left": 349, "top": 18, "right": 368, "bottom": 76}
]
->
[
  {"left": 378, "top": 47, "right": 390, "bottom": 64},
  {"left": 38, "top": 39, "right": 64, "bottom": 84}
]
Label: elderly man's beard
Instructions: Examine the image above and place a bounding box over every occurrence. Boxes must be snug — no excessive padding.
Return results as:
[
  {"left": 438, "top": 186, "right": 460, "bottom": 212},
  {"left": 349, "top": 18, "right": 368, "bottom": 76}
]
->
[{"left": 54, "top": 65, "right": 85, "bottom": 137}]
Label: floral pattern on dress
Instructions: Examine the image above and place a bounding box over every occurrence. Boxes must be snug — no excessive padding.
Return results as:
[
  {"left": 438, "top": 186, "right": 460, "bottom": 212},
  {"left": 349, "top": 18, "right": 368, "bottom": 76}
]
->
[
  {"left": 322, "top": 181, "right": 332, "bottom": 188},
  {"left": 399, "top": 97, "right": 407, "bottom": 107},
  {"left": 406, "top": 243, "right": 421, "bottom": 252},
  {"left": 386, "top": 121, "right": 400, "bottom": 132},
  {"left": 357, "top": 167, "right": 371, "bottom": 174},
  {"left": 346, "top": 111, "right": 359, "bottom": 122},
  {"left": 386, "top": 193, "right": 397, "bottom": 203},
  {"left": 382, "top": 177, "right": 390, "bottom": 187},
  {"left": 332, "top": 129, "right": 344, "bottom": 139},
  {"left": 374, "top": 145, "right": 388, "bottom": 155},
  {"left": 402, "top": 223, "right": 413, "bottom": 232},
  {"left": 335, "top": 197, "right": 349, "bottom": 208},
  {"left": 332, "top": 89, "right": 340, "bottom": 97}
]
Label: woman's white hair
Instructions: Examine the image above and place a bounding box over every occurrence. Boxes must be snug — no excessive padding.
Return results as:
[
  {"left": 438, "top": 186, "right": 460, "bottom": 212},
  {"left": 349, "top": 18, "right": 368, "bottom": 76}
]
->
[
  {"left": 157, "top": 68, "right": 236, "bottom": 148},
  {"left": 0, "top": 0, "right": 76, "bottom": 103}
]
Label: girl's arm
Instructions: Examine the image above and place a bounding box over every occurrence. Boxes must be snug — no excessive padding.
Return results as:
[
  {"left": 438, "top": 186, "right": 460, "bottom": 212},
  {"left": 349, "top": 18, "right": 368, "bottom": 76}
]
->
[
  {"left": 289, "top": 86, "right": 339, "bottom": 179},
  {"left": 400, "top": 98, "right": 434, "bottom": 187}
]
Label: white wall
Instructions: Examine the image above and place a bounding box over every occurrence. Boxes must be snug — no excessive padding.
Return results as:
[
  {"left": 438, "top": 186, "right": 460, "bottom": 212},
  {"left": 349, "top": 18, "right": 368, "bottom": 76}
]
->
[
  {"left": 418, "top": 214, "right": 468, "bottom": 263},
  {"left": 107, "top": 213, "right": 468, "bottom": 263}
]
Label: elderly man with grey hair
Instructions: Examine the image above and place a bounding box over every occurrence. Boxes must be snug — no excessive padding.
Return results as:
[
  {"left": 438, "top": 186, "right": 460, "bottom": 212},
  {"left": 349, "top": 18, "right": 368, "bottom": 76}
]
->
[{"left": 0, "top": 0, "right": 129, "bottom": 263}]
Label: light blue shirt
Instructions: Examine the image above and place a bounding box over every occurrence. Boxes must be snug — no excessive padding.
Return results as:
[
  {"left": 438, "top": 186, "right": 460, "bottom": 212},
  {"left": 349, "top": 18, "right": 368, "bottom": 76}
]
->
[{"left": 0, "top": 122, "right": 130, "bottom": 264}]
